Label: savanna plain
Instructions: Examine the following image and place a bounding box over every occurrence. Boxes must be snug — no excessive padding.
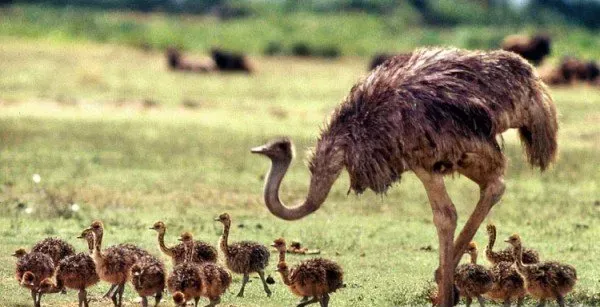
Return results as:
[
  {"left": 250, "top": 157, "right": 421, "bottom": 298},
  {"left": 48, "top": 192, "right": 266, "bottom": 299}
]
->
[{"left": 1, "top": 39, "right": 599, "bottom": 306}]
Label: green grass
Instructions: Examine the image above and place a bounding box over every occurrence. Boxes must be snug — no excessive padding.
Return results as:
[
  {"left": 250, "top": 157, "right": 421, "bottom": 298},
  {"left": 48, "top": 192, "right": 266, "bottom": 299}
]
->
[
  {"left": 2, "top": 4, "right": 600, "bottom": 59},
  {"left": 0, "top": 39, "right": 599, "bottom": 306}
]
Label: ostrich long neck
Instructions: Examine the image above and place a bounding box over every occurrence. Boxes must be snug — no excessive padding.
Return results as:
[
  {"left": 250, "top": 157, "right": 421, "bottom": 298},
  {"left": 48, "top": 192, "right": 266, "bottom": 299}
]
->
[
  {"left": 85, "top": 234, "right": 94, "bottom": 254},
  {"left": 278, "top": 248, "right": 286, "bottom": 263},
  {"left": 264, "top": 149, "right": 343, "bottom": 221},
  {"left": 486, "top": 227, "right": 497, "bottom": 257},
  {"left": 512, "top": 243, "right": 526, "bottom": 272},
  {"left": 157, "top": 231, "right": 174, "bottom": 257},
  {"left": 184, "top": 241, "right": 194, "bottom": 263},
  {"left": 470, "top": 251, "right": 478, "bottom": 264},
  {"left": 91, "top": 233, "right": 103, "bottom": 261},
  {"left": 219, "top": 223, "right": 230, "bottom": 258},
  {"left": 278, "top": 264, "right": 292, "bottom": 286}
]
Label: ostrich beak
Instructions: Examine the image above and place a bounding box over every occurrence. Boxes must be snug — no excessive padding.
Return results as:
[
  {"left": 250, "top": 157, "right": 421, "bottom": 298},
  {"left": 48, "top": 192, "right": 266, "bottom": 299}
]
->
[
  {"left": 270, "top": 243, "right": 276, "bottom": 247},
  {"left": 213, "top": 217, "right": 220, "bottom": 222},
  {"left": 504, "top": 239, "right": 510, "bottom": 243},
  {"left": 11, "top": 253, "right": 17, "bottom": 257},
  {"left": 250, "top": 145, "right": 268, "bottom": 154},
  {"left": 149, "top": 227, "right": 155, "bottom": 230},
  {"left": 76, "top": 234, "right": 84, "bottom": 239}
]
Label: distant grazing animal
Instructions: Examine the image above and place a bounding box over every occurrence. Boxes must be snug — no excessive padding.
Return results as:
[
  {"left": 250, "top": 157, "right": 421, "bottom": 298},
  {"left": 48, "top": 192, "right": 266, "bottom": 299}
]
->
[
  {"left": 502, "top": 34, "right": 551, "bottom": 66},
  {"left": 38, "top": 252, "right": 99, "bottom": 307},
  {"left": 368, "top": 52, "right": 411, "bottom": 70},
  {"left": 131, "top": 254, "right": 166, "bottom": 307},
  {"left": 559, "top": 57, "right": 600, "bottom": 83},
  {"left": 31, "top": 237, "right": 76, "bottom": 266},
  {"left": 214, "top": 212, "right": 271, "bottom": 297},
  {"left": 539, "top": 57, "right": 600, "bottom": 86},
  {"left": 210, "top": 48, "right": 253, "bottom": 73},
  {"left": 251, "top": 48, "right": 558, "bottom": 306},
  {"left": 150, "top": 221, "right": 218, "bottom": 265},
  {"left": 505, "top": 234, "right": 577, "bottom": 307},
  {"left": 454, "top": 242, "right": 492, "bottom": 307},
  {"left": 485, "top": 224, "right": 538, "bottom": 265},
  {"left": 272, "top": 238, "right": 343, "bottom": 307},
  {"left": 84, "top": 221, "right": 142, "bottom": 307},
  {"left": 485, "top": 261, "right": 526, "bottom": 307},
  {"left": 13, "top": 248, "right": 55, "bottom": 307},
  {"left": 165, "top": 48, "right": 216, "bottom": 73}
]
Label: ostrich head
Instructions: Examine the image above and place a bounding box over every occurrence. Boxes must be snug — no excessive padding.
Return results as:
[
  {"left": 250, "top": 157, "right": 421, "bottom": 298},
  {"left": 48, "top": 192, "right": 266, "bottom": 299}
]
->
[
  {"left": 178, "top": 232, "right": 193, "bottom": 243},
  {"left": 504, "top": 234, "right": 522, "bottom": 247},
  {"left": 270, "top": 238, "right": 287, "bottom": 253},
  {"left": 85, "top": 220, "right": 104, "bottom": 238},
  {"left": 12, "top": 248, "right": 27, "bottom": 258},
  {"left": 150, "top": 221, "right": 167, "bottom": 234},
  {"left": 214, "top": 213, "right": 231, "bottom": 227},
  {"left": 21, "top": 271, "right": 36, "bottom": 287},
  {"left": 172, "top": 291, "right": 186, "bottom": 306},
  {"left": 38, "top": 278, "right": 59, "bottom": 293},
  {"left": 251, "top": 137, "right": 294, "bottom": 162},
  {"left": 77, "top": 229, "right": 95, "bottom": 253},
  {"left": 131, "top": 263, "right": 142, "bottom": 277}
]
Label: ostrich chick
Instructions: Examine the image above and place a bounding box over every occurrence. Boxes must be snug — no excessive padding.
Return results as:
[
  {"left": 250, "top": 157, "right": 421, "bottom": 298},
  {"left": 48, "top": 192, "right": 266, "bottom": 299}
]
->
[
  {"left": 486, "top": 224, "right": 539, "bottom": 264},
  {"left": 131, "top": 254, "right": 166, "bottom": 307},
  {"left": 271, "top": 238, "right": 344, "bottom": 307},
  {"left": 150, "top": 221, "right": 218, "bottom": 265},
  {"left": 168, "top": 233, "right": 203, "bottom": 307},
  {"left": 505, "top": 234, "right": 577, "bottom": 307},
  {"left": 214, "top": 213, "right": 271, "bottom": 297},
  {"left": 486, "top": 261, "right": 526, "bottom": 307},
  {"left": 181, "top": 232, "right": 231, "bottom": 306},
  {"left": 38, "top": 252, "right": 99, "bottom": 307},
  {"left": 31, "top": 237, "right": 76, "bottom": 266},
  {"left": 454, "top": 242, "right": 493, "bottom": 307},
  {"left": 13, "top": 248, "right": 55, "bottom": 307},
  {"left": 84, "top": 221, "right": 139, "bottom": 307}
]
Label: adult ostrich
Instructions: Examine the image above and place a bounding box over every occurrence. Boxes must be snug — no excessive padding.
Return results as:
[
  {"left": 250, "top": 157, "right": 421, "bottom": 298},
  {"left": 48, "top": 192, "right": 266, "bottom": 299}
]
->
[{"left": 251, "top": 48, "right": 558, "bottom": 307}]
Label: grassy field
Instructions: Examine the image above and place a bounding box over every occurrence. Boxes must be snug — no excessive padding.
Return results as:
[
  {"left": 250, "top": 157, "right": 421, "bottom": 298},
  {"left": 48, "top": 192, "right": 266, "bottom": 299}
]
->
[{"left": 1, "top": 38, "right": 599, "bottom": 306}]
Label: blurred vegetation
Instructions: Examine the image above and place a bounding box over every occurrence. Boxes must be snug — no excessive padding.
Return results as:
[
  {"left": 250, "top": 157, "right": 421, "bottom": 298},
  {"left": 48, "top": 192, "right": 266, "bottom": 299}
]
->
[
  {"left": 4, "top": 0, "right": 600, "bottom": 28},
  {"left": 1, "top": 1, "right": 600, "bottom": 58}
]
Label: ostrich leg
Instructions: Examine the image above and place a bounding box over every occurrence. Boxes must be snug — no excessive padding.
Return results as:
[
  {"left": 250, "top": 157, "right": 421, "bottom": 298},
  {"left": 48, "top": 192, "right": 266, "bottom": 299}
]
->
[
  {"left": 452, "top": 155, "right": 505, "bottom": 266},
  {"left": 415, "top": 168, "right": 457, "bottom": 307}
]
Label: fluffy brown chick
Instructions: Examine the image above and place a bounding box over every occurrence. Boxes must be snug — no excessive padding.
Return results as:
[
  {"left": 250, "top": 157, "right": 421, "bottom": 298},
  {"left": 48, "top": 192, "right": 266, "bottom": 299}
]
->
[
  {"left": 84, "top": 220, "right": 140, "bottom": 307},
  {"left": 131, "top": 254, "right": 166, "bottom": 307},
  {"left": 485, "top": 261, "right": 526, "bottom": 307},
  {"left": 183, "top": 232, "right": 231, "bottom": 307},
  {"left": 506, "top": 234, "right": 577, "bottom": 307},
  {"left": 272, "top": 238, "right": 344, "bottom": 307},
  {"left": 38, "top": 252, "right": 99, "bottom": 307},
  {"left": 31, "top": 237, "right": 76, "bottom": 266},
  {"left": 150, "top": 221, "right": 218, "bottom": 265},
  {"left": 215, "top": 213, "right": 271, "bottom": 297},
  {"left": 167, "top": 232, "right": 204, "bottom": 307},
  {"left": 454, "top": 242, "right": 493, "bottom": 307},
  {"left": 13, "top": 249, "right": 55, "bottom": 307},
  {"left": 486, "top": 224, "right": 539, "bottom": 264}
]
